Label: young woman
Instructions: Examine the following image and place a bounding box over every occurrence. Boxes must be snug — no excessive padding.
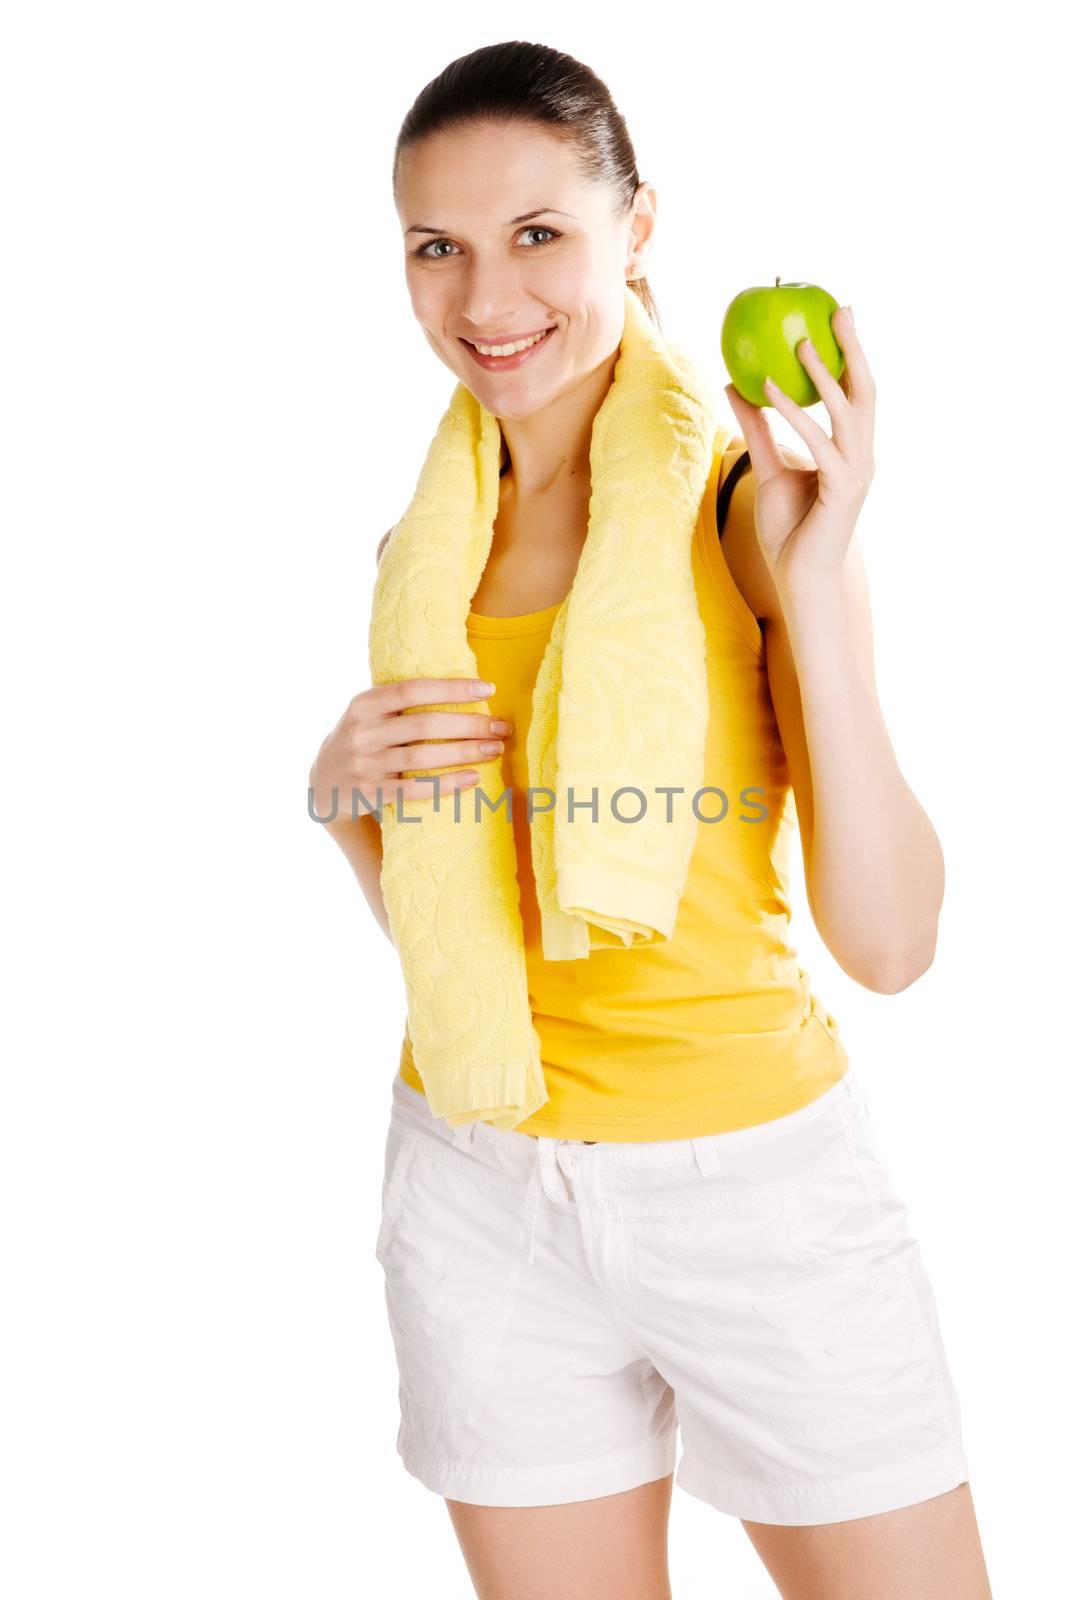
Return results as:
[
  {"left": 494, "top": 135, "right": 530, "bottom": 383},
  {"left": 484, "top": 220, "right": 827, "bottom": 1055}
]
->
[{"left": 309, "top": 41, "right": 993, "bottom": 1600}]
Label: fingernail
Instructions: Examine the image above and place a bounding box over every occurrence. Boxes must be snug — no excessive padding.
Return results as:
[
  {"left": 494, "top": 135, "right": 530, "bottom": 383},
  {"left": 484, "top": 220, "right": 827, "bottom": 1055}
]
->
[
  {"left": 842, "top": 305, "right": 854, "bottom": 326},
  {"left": 473, "top": 679, "right": 494, "bottom": 694},
  {"left": 764, "top": 376, "right": 781, "bottom": 394}
]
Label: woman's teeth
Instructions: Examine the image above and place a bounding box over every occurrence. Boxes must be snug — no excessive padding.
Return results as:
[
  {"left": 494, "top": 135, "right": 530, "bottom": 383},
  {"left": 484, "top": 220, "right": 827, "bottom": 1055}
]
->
[{"left": 471, "top": 328, "right": 551, "bottom": 357}]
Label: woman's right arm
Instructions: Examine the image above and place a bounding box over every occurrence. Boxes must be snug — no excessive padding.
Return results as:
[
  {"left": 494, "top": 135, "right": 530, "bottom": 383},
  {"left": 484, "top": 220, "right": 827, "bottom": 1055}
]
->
[{"left": 308, "top": 529, "right": 513, "bottom": 943}]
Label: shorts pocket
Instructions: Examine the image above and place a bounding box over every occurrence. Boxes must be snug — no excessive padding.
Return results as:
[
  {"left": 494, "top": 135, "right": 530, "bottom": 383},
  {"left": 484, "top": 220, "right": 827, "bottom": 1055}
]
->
[
  {"left": 374, "top": 1127, "right": 418, "bottom": 1266},
  {"left": 779, "top": 1120, "right": 915, "bottom": 1302},
  {"left": 379, "top": 1136, "right": 524, "bottom": 1426}
]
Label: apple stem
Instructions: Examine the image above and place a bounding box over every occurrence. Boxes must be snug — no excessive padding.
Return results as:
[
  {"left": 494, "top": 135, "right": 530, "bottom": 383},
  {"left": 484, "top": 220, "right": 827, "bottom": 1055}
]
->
[{"left": 775, "top": 275, "right": 781, "bottom": 288}]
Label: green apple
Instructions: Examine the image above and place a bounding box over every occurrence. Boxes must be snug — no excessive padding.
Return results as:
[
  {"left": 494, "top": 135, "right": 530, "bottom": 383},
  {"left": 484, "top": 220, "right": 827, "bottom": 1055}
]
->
[{"left": 721, "top": 278, "right": 845, "bottom": 407}]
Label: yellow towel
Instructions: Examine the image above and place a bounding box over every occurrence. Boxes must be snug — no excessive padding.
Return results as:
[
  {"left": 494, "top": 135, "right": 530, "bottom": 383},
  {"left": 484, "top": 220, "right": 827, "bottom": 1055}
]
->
[{"left": 369, "top": 287, "right": 734, "bottom": 1130}]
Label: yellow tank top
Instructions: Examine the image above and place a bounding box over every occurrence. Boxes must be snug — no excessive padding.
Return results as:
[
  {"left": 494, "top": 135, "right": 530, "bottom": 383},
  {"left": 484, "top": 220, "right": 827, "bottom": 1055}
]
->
[{"left": 397, "top": 441, "right": 849, "bottom": 1139}]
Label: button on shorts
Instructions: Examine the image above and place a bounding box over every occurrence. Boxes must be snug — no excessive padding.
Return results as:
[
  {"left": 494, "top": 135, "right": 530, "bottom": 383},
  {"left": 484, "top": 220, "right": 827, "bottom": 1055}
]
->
[{"left": 373, "top": 1069, "right": 970, "bottom": 1525}]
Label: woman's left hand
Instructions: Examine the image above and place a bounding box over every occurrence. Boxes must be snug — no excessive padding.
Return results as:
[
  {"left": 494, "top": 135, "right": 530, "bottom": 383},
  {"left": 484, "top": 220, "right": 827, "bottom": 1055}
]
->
[{"left": 722, "top": 304, "right": 875, "bottom": 588}]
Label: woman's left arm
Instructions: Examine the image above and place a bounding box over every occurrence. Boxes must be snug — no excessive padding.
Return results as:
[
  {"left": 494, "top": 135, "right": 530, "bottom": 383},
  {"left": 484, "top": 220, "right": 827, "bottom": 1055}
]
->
[{"left": 722, "top": 306, "right": 944, "bottom": 995}]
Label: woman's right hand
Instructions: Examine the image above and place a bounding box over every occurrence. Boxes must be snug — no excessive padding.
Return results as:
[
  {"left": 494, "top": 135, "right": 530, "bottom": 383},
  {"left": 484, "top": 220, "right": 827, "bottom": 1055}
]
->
[{"left": 308, "top": 677, "right": 513, "bottom": 821}]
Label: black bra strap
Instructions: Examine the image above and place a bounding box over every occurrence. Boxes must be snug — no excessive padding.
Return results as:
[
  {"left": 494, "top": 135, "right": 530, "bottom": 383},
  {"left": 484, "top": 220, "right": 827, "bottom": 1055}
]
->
[{"left": 716, "top": 449, "right": 752, "bottom": 538}]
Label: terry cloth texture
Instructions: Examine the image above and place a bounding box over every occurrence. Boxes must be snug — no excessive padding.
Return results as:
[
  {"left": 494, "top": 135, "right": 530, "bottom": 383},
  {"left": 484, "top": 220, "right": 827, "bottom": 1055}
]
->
[{"left": 368, "top": 288, "right": 735, "bottom": 1131}]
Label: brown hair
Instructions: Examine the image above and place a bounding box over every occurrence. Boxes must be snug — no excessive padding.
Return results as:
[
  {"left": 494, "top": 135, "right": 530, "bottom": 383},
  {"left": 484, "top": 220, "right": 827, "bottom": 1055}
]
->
[{"left": 393, "top": 39, "right": 662, "bottom": 330}]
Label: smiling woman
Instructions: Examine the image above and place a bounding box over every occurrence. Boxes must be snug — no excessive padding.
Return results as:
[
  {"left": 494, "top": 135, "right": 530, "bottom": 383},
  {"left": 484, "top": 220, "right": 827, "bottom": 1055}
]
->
[
  {"left": 307, "top": 35, "right": 992, "bottom": 1600},
  {"left": 391, "top": 44, "right": 661, "bottom": 483}
]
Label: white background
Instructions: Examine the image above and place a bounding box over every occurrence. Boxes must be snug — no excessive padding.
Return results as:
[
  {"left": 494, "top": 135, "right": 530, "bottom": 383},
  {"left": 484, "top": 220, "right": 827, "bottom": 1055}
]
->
[{"left": 3, "top": 2, "right": 1062, "bottom": 1594}]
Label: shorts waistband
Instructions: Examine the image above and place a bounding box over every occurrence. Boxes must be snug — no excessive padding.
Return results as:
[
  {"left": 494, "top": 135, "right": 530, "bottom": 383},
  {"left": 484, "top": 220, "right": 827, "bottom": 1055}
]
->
[
  {"left": 390, "top": 1068, "right": 858, "bottom": 1173},
  {"left": 389, "top": 1070, "right": 861, "bottom": 1267}
]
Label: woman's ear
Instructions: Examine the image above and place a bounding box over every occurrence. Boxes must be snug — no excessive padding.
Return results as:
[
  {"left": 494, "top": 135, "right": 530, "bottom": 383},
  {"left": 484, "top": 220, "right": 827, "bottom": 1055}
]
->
[{"left": 627, "top": 181, "right": 657, "bottom": 275}]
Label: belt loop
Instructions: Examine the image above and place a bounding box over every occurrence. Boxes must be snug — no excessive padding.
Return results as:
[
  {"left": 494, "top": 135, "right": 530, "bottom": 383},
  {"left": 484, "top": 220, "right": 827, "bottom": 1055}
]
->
[
  {"left": 690, "top": 1137, "right": 723, "bottom": 1177},
  {"left": 540, "top": 1139, "right": 570, "bottom": 1202},
  {"left": 450, "top": 1120, "right": 475, "bottom": 1152}
]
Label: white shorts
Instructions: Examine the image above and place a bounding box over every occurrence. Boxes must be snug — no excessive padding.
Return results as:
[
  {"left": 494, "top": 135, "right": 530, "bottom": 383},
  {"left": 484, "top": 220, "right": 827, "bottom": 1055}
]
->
[{"left": 374, "top": 1068, "right": 970, "bottom": 1525}]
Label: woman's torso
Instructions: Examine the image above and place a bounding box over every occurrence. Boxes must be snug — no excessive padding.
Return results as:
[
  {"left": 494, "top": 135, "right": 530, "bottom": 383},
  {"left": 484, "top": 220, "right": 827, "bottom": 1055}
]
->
[{"left": 396, "top": 436, "right": 849, "bottom": 1139}]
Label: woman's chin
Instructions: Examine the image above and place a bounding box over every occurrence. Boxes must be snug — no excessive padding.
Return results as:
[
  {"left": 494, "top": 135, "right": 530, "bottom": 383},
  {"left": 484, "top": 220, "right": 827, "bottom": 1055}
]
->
[{"left": 473, "top": 378, "right": 563, "bottom": 420}]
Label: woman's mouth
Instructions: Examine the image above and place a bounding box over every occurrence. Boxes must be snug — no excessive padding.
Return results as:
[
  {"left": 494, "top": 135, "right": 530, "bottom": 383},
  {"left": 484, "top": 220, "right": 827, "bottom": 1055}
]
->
[{"left": 460, "top": 324, "right": 558, "bottom": 371}]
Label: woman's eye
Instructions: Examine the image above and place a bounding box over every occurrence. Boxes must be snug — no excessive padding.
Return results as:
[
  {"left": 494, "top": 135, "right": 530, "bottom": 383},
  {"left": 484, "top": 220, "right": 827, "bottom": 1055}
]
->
[
  {"left": 517, "top": 226, "right": 560, "bottom": 247},
  {"left": 413, "top": 226, "right": 561, "bottom": 261},
  {"left": 418, "top": 239, "right": 458, "bottom": 260}
]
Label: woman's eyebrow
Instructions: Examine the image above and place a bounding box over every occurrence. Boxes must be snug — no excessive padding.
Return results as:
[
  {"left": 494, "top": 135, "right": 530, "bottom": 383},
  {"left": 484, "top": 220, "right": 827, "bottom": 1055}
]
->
[{"left": 404, "top": 208, "right": 577, "bottom": 236}]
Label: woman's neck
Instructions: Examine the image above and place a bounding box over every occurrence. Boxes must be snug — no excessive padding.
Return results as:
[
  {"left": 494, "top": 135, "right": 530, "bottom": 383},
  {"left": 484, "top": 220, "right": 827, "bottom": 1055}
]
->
[{"left": 497, "top": 342, "right": 618, "bottom": 497}]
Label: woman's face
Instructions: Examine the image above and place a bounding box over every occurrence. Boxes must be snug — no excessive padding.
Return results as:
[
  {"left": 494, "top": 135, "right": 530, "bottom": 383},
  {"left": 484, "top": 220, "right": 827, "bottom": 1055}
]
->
[{"left": 395, "top": 120, "right": 654, "bottom": 420}]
